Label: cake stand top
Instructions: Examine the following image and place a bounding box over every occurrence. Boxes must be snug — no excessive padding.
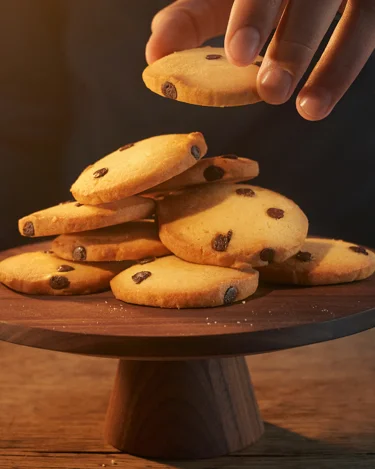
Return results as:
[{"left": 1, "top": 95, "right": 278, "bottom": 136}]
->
[{"left": 0, "top": 243, "right": 374, "bottom": 359}]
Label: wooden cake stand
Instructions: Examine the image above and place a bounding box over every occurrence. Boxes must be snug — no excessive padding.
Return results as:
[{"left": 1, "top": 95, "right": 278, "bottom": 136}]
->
[{"left": 0, "top": 243, "right": 374, "bottom": 460}]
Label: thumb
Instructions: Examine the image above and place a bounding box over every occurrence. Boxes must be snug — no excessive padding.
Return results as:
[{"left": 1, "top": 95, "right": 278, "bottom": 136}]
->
[{"left": 146, "top": 0, "right": 234, "bottom": 64}]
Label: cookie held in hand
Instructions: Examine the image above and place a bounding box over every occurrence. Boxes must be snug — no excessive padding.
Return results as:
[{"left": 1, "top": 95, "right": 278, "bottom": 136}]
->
[{"left": 143, "top": 47, "right": 262, "bottom": 107}]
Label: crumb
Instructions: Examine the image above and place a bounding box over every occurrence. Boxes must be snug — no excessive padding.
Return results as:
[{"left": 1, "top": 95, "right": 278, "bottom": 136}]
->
[
  {"left": 242, "top": 300, "right": 246, "bottom": 304},
  {"left": 236, "top": 321, "right": 241, "bottom": 324}
]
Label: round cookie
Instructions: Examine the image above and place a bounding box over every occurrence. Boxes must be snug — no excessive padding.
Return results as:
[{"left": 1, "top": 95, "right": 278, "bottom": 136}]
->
[
  {"left": 71, "top": 132, "right": 207, "bottom": 205},
  {"left": 142, "top": 47, "right": 262, "bottom": 107},
  {"left": 0, "top": 251, "right": 129, "bottom": 295},
  {"left": 52, "top": 220, "right": 170, "bottom": 262},
  {"left": 18, "top": 196, "right": 154, "bottom": 238},
  {"left": 110, "top": 255, "right": 259, "bottom": 309},
  {"left": 144, "top": 155, "right": 259, "bottom": 195},
  {"left": 258, "top": 238, "right": 375, "bottom": 286},
  {"left": 157, "top": 184, "right": 309, "bottom": 269}
]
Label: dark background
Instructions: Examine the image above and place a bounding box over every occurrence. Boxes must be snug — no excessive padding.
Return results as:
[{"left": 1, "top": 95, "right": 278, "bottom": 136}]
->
[{"left": 0, "top": 0, "right": 374, "bottom": 250}]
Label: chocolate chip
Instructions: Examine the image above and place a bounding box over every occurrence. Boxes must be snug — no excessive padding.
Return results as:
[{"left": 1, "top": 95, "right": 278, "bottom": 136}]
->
[
  {"left": 236, "top": 188, "right": 255, "bottom": 197},
  {"left": 254, "top": 61, "right": 262, "bottom": 67},
  {"left": 224, "top": 286, "right": 238, "bottom": 305},
  {"left": 191, "top": 145, "right": 201, "bottom": 160},
  {"left": 119, "top": 143, "right": 134, "bottom": 151},
  {"left": 203, "top": 165, "right": 225, "bottom": 182},
  {"left": 57, "top": 265, "right": 75, "bottom": 272},
  {"left": 132, "top": 271, "right": 152, "bottom": 284},
  {"left": 44, "top": 250, "right": 54, "bottom": 254},
  {"left": 260, "top": 248, "right": 275, "bottom": 262},
  {"left": 161, "top": 81, "right": 177, "bottom": 100},
  {"left": 267, "top": 208, "right": 285, "bottom": 219},
  {"left": 138, "top": 257, "right": 156, "bottom": 265},
  {"left": 75, "top": 203, "right": 83, "bottom": 207},
  {"left": 72, "top": 246, "right": 87, "bottom": 261},
  {"left": 93, "top": 168, "right": 108, "bottom": 178},
  {"left": 295, "top": 251, "right": 313, "bottom": 262},
  {"left": 23, "top": 221, "right": 35, "bottom": 237},
  {"left": 206, "top": 54, "right": 222, "bottom": 60},
  {"left": 212, "top": 230, "right": 233, "bottom": 252},
  {"left": 49, "top": 275, "right": 70, "bottom": 290},
  {"left": 349, "top": 246, "right": 369, "bottom": 256},
  {"left": 221, "top": 154, "right": 238, "bottom": 160}
]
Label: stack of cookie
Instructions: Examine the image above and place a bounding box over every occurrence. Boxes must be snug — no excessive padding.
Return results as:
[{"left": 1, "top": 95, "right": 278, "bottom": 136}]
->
[
  {"left": 1, "top": 46, "right": 374, "bottom": 308},
  {"left": 1, "top": 129, "right": 373, "bottom": 308}
]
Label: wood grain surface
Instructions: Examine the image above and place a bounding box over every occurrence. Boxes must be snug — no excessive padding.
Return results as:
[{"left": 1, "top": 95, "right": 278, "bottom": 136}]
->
[
  {"left": 105, "top": 358, "right": 264, "bottom": 458},
  {"left": 0, "top": 243, "right": 374, "bottom": 359},
  {"left": 1, "top": 328, "right": 375, "bottom": 467}
]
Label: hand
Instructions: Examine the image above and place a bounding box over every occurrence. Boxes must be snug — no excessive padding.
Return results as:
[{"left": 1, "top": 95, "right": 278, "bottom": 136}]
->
[{"left": 146, "top": 0, "right": 375, "bottom": 121}]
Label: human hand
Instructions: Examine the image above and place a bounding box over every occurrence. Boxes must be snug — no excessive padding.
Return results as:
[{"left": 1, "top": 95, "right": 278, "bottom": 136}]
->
[{"left": 146, "top": 0, "right": 375, "bottom": 120}]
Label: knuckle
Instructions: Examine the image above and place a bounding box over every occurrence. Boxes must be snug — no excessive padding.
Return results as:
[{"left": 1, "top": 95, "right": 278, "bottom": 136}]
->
[{"left": 278, "top": 38, "right": 316, "bottom": 55}]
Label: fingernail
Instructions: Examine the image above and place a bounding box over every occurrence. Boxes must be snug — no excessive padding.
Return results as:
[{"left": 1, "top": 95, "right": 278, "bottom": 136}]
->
[
  {"left": 260, "top": 68, "right": 293, "bottom": 104},
  {"left": 228, "top": 26, "right": 260, "bottom": 65},
  {"left": 299, "top": 88, "right": 332, "bottom": 119}
]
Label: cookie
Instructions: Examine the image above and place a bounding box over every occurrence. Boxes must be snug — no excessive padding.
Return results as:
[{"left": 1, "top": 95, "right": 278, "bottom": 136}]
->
[
  {"left": 157, "top": 183, "right": 308, "bottom": 269},
  {"left": 0, "top": 251, "right": 129, "bottom": 295},
  {"left": 143, "top": 47, "right": 262, "bottom": 107},
  {"left": 71, "top": 132, "right": 207, "bottom": 205},
  {"left": 258, "top": 238, "right": 375, "bottom": 285},
  {"left": 52, "top": 220, "right": 170, "bottom": 262},
  {"left": 110, "top": 255, "right": 259, "bottom": 308},
  {"left": 18, "top": 196, "right": 154, "bottom": 238},
  {"left": 144, "top": 155, "right": 259, "bottom": 195}
]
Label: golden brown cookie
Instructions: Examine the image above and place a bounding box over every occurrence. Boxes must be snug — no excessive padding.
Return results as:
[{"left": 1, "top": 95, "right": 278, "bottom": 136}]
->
[
  {"left": 143, "top": 47, "right": 262, "bottom": 107},
  {"left": 52, "top": 220, "right": 170, "bottom": 262},
  {"left": 18, "top": 197, "right": 154, "bottom": 237},
  {"left": 71, "top": 132, "right": 207, "bottom": 205},
  {"left": 144, "top": 155, "right": 259, "bottom": 195},
  {"left": 258, "top": 238, "right": 375, "bottom": 285},
  {"left": 0, "top": 251, "right": 129, "bottom": 295},
  {"left": 110, "top": 255, "right": 259, "bottom": 308},
  {"left": 157, "top": 183, "right": 308, "bottom": 269}
]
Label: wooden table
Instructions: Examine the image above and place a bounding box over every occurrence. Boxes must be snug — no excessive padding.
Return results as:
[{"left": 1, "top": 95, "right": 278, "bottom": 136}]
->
[{"left": 1, "top": 328, "right": 374, "bottom": 468}]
